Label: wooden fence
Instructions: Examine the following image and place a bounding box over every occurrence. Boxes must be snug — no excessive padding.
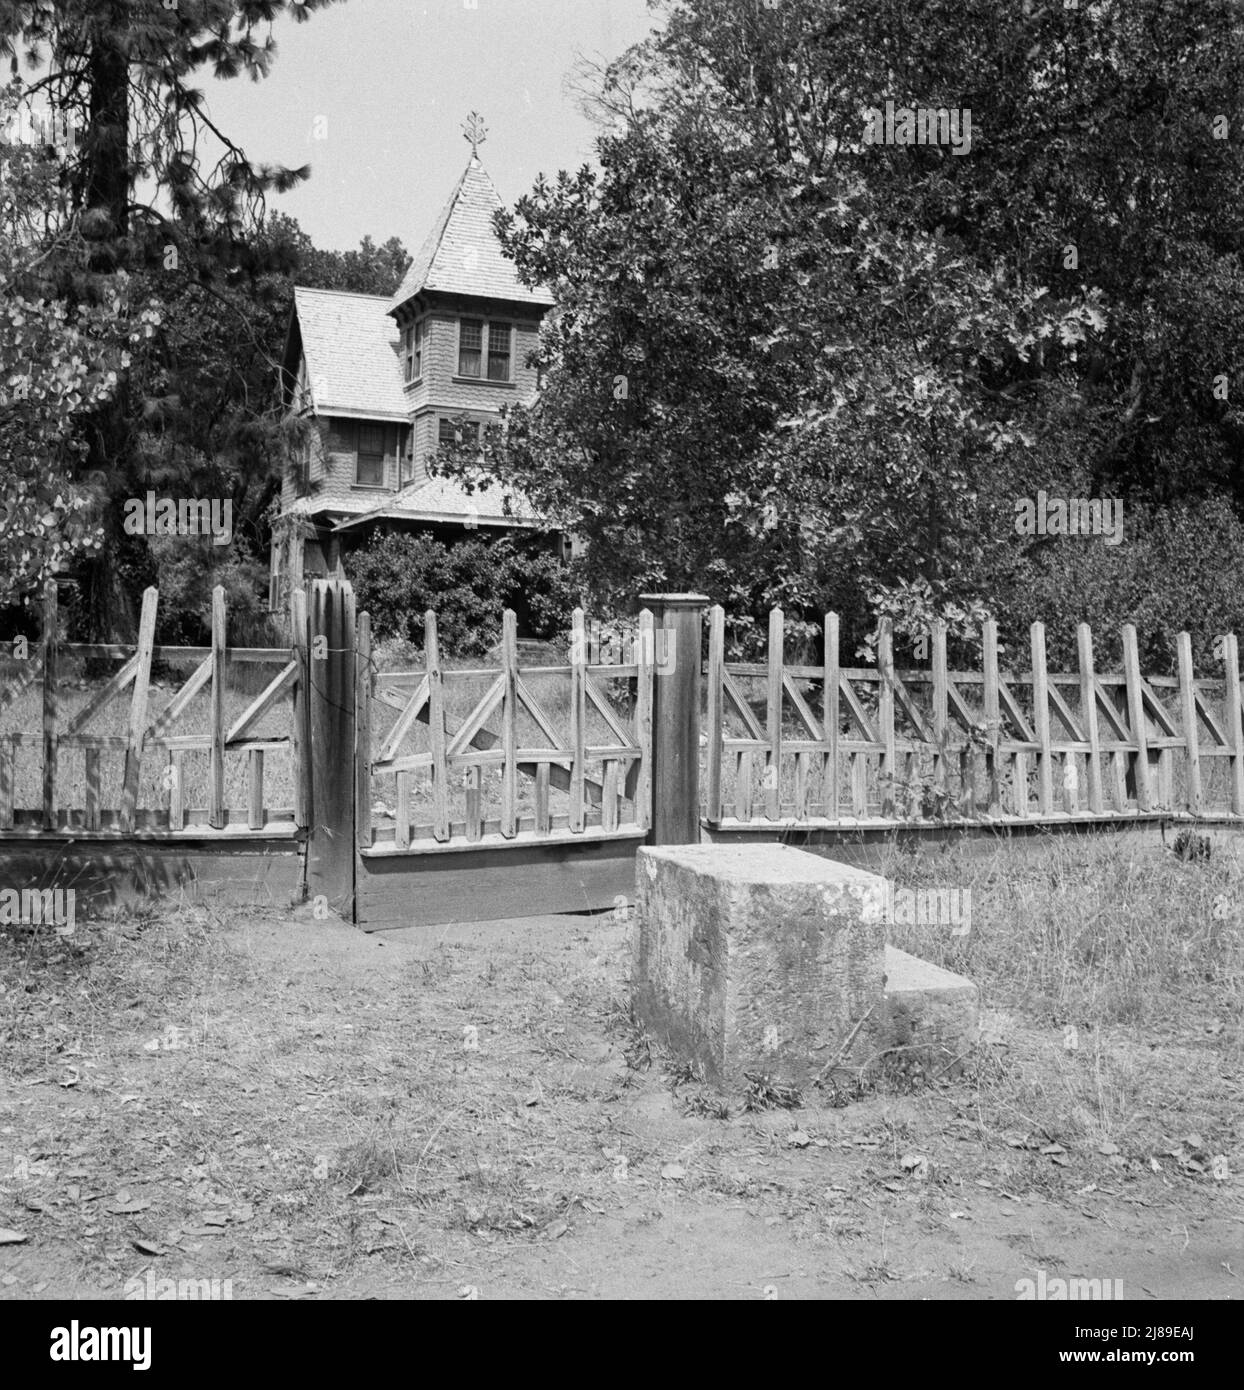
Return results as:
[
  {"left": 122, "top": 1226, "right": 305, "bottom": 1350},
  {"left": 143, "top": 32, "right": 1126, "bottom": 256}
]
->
[
  {"left": 705, "top": 607, "right": 1244, "bottom": 827},
  {"left": 0, "top": 580, "right": 309, "bottom": 837},
  {"left": 7, "top": 579, "right": 1242, "bottom": 926}
]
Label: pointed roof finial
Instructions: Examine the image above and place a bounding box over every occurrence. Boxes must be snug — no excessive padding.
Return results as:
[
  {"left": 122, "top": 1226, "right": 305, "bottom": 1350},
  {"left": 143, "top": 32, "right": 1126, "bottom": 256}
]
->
[{"left": 462, "top": 111, "right": 488, "bottom": 157}]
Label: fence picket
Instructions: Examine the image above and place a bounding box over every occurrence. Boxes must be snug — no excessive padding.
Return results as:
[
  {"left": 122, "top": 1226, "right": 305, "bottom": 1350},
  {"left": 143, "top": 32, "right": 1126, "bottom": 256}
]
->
[
  {"left": 1076, "top": 623, "right": 1105, "bottom": 814},
  {"left": 42, "top": 580, "right": 58, "bottom": 830},
  {"left": 765, "top": 608, "right": 783, "bottom": 820},
  {"left": 0, "top": 735, "right": 12, "bottom": 829},
  {"left": 120, "top": 587, "right": 159, "bottom": 833},
  {"left": 209, "top": 586, "right": 226, "bottom": 829},
  {"left": 291, "top": 587, "right": 310, "bottom": 832},
  {"left": 84, "top": 748, "right": 101, "bottom": 831},
  {"left": 501, "top": 609, "right": 518, "bottom": 839},
  {"left": 1030, "top": 622, "right": 1054, "bottom": 816},
  {"left": 706, "top": 606, "right": 724, "bottom": 823},
  {"left": 877, "top": 620, "right": 896, "bottom": 816},
  {"left": 248, "top": 749, "right": 265, "bottom": 830},
  {"left": 570, "top": 609, "right": 586, "bottom": 833},
  {"left": 823, "top": 613, "right": 840, "bottom": 820},
  {"left": 1122, "top": 625, "right": 1152, "bottom": 811},
  {"left": 1226, "top": 634, "right": 1244, "bottom": 815},
  {"left": 1177, "top": 631, "right": 1202, "bottom": 814},
  {"left": 426, "top": 611, "right": 450, "bottom": 843},
  {"left": 635, "top": 608, "right": 654, "bottom": 831},
  {"left": 931, "top": 621, "right": 948, "bottom": 803},
  {"left": 355, "top": 612, "right": 373, "bottom": 849}
]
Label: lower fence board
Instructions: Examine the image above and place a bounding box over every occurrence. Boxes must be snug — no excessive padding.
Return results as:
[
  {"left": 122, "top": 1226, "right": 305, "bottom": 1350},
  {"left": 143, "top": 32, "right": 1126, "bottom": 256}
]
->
[
  {"left": 0, "top": 836, "right": 303, "bottom": 915},
  {"left": 357, "top": 834, "right": 643, "bottom": 930}
]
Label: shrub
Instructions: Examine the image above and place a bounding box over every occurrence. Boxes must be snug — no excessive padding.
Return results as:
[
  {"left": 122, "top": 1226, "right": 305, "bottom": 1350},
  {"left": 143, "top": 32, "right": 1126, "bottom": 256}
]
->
[
  {"left": 345, "top": 532, "right": 580, "bottom": 656},
  {"left": 997, "top": 496, "right": 1244, "bottom": 672}
]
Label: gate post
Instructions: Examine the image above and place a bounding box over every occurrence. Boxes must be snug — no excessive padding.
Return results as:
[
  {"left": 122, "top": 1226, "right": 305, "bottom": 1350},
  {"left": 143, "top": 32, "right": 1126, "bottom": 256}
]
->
[
  {"left": 307, "top": 578, "right": 356, "bottom": 919},
  {"left": 638, "top": 592, "right": 709, "bottom": 846}
]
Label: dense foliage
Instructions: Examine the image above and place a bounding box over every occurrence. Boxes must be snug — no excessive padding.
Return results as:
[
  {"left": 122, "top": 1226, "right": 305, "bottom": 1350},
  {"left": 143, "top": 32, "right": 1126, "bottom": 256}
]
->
[
  {"left": 346, "top": 532, "right": 580, "bottom": 657},
  {"left": 447, "top": 0, "right": 1244, "bottom": 663}
]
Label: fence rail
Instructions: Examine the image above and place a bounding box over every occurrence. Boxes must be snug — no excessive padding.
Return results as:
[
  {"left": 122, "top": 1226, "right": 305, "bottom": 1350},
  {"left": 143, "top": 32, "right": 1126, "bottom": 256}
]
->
[
  {"left": 0, "top": 580, "right": 307, "bottom": 837},
  {"left": 704, "top": 606, "right": 1244, "bottom": 827}
]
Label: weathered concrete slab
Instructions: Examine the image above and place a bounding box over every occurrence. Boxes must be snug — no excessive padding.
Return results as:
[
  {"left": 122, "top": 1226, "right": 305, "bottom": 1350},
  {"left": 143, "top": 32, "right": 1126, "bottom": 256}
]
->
[
  {"left": 631, "top": 843, "right": 887, "bottom": 1088},
  {"left": 882, "top": 945, "right": 979, "bottom": 1075}
]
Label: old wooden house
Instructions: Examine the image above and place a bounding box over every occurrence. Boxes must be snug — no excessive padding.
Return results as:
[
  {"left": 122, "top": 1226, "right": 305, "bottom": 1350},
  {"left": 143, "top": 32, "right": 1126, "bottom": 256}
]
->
[{"left": 270, "top": 140, "right": 556, "bottom": 610}]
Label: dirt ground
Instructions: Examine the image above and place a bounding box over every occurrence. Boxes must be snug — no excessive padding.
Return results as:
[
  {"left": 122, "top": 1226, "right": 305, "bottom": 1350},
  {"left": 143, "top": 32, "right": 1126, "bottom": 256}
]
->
[{"left": 0, "top": 902, "right": 1240, "bottom": 1301}]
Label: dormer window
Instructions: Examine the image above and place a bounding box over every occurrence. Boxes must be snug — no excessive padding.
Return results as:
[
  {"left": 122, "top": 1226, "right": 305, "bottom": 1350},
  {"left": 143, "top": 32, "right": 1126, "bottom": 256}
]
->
[{"left": 457, "top": 318, "right": 512, "bottom": 381}]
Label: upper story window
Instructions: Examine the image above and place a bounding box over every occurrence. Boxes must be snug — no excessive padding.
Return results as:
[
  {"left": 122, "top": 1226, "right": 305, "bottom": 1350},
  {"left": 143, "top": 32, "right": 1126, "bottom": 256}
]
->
[
  {"left": 458, "top": 318, "right": 512, "bottom": 381},
  {"left": 402, "top": 321, "right": 425, "bottom": 383},
  {"left": 403, "top": 321, "right": 424, "bottom": 383},
  {"left": 356, "top": 422, "right": 386, "bottom": 487}
]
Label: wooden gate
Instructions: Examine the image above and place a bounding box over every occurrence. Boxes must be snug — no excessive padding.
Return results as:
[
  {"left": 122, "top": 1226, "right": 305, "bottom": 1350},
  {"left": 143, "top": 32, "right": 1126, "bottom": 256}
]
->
[{"left": 351, "top": 605, "right": 655, "bottom": 928}]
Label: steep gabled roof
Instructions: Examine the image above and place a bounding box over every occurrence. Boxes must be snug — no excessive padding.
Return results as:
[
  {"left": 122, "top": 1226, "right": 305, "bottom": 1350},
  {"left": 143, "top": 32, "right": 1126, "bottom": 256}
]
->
[
  {"left": 389, "top": 155, "right": 553, "bottom": 315},
  {"left": 293, "top": 287, "right": 408, "bottom": 420}
]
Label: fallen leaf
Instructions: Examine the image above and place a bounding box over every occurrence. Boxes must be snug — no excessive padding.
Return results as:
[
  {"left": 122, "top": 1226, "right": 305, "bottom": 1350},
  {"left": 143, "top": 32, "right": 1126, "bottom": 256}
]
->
[
  {"left": 545, "top": 1219, "right": 569, "bottom": 1240},
  {"left": 1097, "top": 1141, "right": 1120, "bottom": 1156},
  {"left": 660, "top": 1163, "right": 686, "bottom": 1181},
  {"left": 1211, "top": 1156, "right": 1230, "bottom": 1181},
  {"left": 1040, "top": 1142, "right": 1065, "bottom": 1156},
  {"left": 107, "top": 1200, "right": 152, "bottom": 1215},
  {"left": 0, "top": 1229, "right": 28, "bottom": 1245},
  {"left": 900, "top": 1153, "right": 929, "bottom": 1180},
  {"left": 787, "top": 1131, "right": 811, "bottom": 1149},
  {"left": 132, "top": 1240, "right": 164, "bottom": 1256},
  {"left": 1150, "top": 1156, "right": 1162, "bottom": 1172},
  {"left": 1184, "top": 1133, "right": 1204, "bottom": 1151}
]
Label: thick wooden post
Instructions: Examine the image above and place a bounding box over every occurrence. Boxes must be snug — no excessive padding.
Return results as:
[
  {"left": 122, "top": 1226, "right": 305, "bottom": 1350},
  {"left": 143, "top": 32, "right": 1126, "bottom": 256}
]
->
[
  {"left": 308, "top": 578, "right": 356, "bottom": 919},
  {"left": 639, "top": 592, "right": 709, "bottom": 846}
]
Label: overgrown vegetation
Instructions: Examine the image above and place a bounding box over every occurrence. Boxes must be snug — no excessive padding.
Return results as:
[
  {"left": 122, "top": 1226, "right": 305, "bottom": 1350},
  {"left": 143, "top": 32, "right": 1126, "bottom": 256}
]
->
[
  {"left": 346, "top": 532, "right": 581, "bottom": 656},
  {"left": 449, "top": 0, "right": 1244, "bottom": 666},
  {"left": 0, "top": 834, "right": 1237, "bottom": 1296}
]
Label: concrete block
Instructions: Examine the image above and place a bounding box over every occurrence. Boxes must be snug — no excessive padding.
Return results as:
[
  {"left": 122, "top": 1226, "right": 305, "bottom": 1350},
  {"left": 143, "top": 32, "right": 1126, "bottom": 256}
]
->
[
  {"left": 881, "top": 945, "right": 979, "bottom": 1074},
  {"left": 631, "top": 843, "right": 888, "bottom": 1088}
]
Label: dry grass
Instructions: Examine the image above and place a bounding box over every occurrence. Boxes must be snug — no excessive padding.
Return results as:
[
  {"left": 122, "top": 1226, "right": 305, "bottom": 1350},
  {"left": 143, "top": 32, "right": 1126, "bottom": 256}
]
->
[{"left": 0, "top": 833, "right": 1239, "bottom": 1298}]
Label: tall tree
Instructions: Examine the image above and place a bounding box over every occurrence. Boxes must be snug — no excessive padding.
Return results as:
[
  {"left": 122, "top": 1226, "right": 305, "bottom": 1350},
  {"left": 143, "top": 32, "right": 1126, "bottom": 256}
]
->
[
  {"left": 0, "top": 80, "right": 147, "bottom": 606},
  {"left": 464, "top": 0, "right": 1244, "bottom": 651},
  {"left": 0, "top": 0, "right": 339, "bottom": 635}
]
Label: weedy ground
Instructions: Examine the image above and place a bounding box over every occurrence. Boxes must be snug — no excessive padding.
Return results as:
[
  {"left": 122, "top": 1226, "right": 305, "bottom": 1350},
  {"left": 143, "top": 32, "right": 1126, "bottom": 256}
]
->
[{"left": 0, "top": 833, "right": 1240, "bottom": 1300}]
